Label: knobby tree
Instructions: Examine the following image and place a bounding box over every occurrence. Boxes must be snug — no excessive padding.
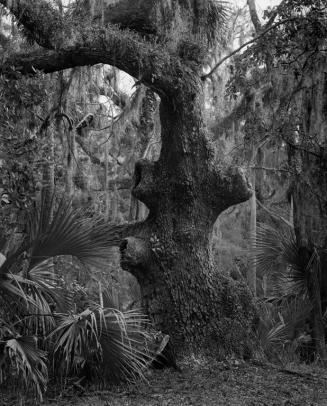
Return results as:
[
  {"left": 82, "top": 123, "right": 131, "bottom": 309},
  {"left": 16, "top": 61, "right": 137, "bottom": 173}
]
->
[{"left": 0, "top": 0, "right": 255, "bottom": 355}]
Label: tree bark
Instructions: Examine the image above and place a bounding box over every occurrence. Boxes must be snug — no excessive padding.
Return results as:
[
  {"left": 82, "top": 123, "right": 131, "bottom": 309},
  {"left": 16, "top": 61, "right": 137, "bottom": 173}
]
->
[
  {"left": 129, "top": 88, "right": 157, "bottom": 221},
  {"left": 247, "top": 0, "right": 262, "bottom": 33},
  {"left": 119, "top": 82, "right": 254, "bottom": 352}
]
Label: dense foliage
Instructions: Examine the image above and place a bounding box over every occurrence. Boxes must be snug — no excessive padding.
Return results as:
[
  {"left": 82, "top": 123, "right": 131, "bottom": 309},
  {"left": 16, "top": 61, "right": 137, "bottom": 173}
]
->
[{"left": 0, "top": 0, "right": 327, "bottom": 402}]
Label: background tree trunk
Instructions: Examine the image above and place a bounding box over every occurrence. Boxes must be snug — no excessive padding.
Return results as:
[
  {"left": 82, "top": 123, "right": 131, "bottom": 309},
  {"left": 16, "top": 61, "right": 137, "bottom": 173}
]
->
[
  {"left": 249, "top": 144, "right": 257, "bottom": 297},
  {"left": 290, "top": 53, "right": 327, "bottom": 361}
]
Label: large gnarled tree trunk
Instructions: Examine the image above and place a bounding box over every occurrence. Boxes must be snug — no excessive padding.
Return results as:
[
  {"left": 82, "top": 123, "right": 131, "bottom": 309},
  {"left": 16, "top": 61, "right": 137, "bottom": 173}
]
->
[
  {"left": 120, "top": 80, "right": 254, "bottom": 351},
  {"left": 0, "top": 0, "right": 255, "bottom": 355}
]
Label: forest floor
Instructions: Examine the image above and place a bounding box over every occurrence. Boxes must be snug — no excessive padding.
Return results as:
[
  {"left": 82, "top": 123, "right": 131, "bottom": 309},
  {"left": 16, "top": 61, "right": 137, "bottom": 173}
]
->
[{"left": 3, "top": 358, "right": 327, "bottom": 405}]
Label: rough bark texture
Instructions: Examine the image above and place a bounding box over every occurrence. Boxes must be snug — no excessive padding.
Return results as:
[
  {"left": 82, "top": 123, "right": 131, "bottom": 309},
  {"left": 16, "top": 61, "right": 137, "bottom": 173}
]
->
[
  {"left": 129, "top": 88, "right": 157, "bottom": 221},
  {"left": 120, "top": 79, "right": 254, "bottom": 354},
  {"left": 1, "top": 0, "right": 255, "bottom": 356}
]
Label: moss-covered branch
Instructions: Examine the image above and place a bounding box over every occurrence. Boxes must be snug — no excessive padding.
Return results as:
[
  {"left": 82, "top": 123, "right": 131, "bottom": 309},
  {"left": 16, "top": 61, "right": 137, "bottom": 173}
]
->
[
  {"left": 100, "top": 0, "right": 226, "bottom": 47},
  {"left": 1, "top": 25, "right": 181, "bottom": 96},
  {"left": 0, "top": 0, "right": 64, "bottom": 48},
  {"left": 102, "top": 0, "right": 157, "bottom": 35}
]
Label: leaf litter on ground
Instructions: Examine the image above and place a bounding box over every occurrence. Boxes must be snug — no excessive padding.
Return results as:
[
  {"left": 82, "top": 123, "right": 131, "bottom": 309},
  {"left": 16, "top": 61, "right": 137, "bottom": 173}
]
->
[{"left": 2, "top": 358, "right": 327, "bottom": 406}]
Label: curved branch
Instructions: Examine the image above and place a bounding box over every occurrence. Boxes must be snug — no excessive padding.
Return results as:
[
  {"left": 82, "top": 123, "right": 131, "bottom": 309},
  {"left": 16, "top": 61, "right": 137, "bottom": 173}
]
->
[
  {"left": 1, "top": 0, "right": 157, "bottom": 47},
  {"left": 202, "top": 17, "right": 298, "bottom": 81},
  {"left": 1, "top": 27, "right": 178, "bottom": 96}
]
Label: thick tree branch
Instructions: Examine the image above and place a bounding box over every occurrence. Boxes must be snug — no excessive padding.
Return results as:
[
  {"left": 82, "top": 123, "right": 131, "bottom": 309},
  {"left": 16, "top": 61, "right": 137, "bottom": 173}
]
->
[
  {"left": 1, "top": 0, "right": 157, "bottom": 47},
  {"left": 0, "top": 0, "right": 64, "bottom": 48},
  {"left": 1, "top": 26, "right": 180, "bottom": 96},
  {"left": 102, "top": 0, "right": 157, "bottom": 35},
  {"left": 99, "top": 0, "right": 225, "bottom": 48}
]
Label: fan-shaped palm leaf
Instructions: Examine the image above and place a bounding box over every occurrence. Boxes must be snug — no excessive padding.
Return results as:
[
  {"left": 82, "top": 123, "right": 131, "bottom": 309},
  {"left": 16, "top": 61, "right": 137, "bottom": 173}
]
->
[
  {"left": 49, "top": 307, "right": 102, "bottom": 374},
  {"left": 0, "top": 196, "right": 119, "bottom": 319},
  {"left": 199, "top": 0, "right": 230, "bottom": 45},
  {"left": 253, "top": 223, "right": 308, "bottom": 296},
  {"left": 27, "top": 198, "right": 112, "bottom": 269},
  {"left": 48, "top": 306, "right": 151, "bottom": 382},
  {"left": 0, "top": 195, "right": 152, "bottom": 393},
  {"left": 2, "top": 336, "right": 47, "bottom": 400},
  {"left": 257, "top": 296, "right": 312, "bottom": 356},
  {"left": 0, "top": 197, "right": 115, "bottom": 279},
  {"left": 100, "top": 307, "right": 152, "bottom": 381}
]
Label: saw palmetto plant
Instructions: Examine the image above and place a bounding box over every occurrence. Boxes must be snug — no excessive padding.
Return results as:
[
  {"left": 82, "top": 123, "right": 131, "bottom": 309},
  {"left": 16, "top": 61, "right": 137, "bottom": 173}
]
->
[
  {"left": 253, "top": 223, "right": 325, "bottom": 362},
  {"left": 0, "top": 197, "right": 151, "bottom": 400},
  {"left": 255, "top": 296, "right": 312, "bottom": 362}
]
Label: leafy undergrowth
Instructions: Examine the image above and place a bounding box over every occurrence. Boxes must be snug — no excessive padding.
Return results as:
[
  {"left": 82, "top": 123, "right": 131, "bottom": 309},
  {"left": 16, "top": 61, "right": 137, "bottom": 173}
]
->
[{"left": 2, "top": 358, "right": 327, "bottom": 406}]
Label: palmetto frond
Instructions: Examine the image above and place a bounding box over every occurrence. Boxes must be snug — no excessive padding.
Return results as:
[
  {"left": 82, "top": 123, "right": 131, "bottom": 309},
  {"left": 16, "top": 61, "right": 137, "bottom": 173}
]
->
[
  {"left": 193, "top": 0, "right": 230, "bottom": 45},
  {"left": 48, "top": 306, "right": 151, "bottom": 382},
  {"left": 0, "top": 195, "right": 151, "bottom": 393},
  {"left": 27, "top": 198, "right": 112, "bottom": 269},
  {"left": 100, "top": 307, "right": 152, "bottom": 381},
  {"left": 27, "top": 260, "right": 73, "bottom": 312},
  {"left": 0, "top": 198, "right": 114, "bottom": 279},
  {"left": 254, "top": 223, "right": 325, "bottom": 362},
  {"left": 256, "top": 296, "right": 312, "bottom": 354},
  {"left": 253, "top": 224, "right": 308, "bottom": 296},
  {"left": 0, "top": 197, "right": 117, "bottom": 314},
  {"left": 49, "top": 307, "right": 102, "bottom": 374},
  {"left": 1, "top": 336, "right": 48, "bottom": 400}
]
